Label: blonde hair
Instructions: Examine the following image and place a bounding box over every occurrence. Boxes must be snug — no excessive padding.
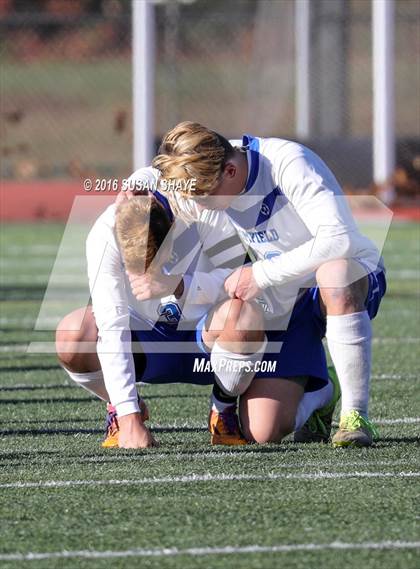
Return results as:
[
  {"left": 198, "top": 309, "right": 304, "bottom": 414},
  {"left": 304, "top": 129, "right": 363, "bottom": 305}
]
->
[
  {"left": 152, "top": 121, "right": 234, "bottom": 199},
  {"left": 115, "top": 196, "right": 172, "bottom": 274}
]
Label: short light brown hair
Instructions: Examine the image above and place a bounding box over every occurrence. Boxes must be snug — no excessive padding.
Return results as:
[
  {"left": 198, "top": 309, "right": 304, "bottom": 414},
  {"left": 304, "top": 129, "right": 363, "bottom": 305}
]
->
[
  {"left": 152, "top": 121, "right": 234, "bottom": 198},
  {"left": 115, "top": 196, "right": 172, "bottom": 274}
]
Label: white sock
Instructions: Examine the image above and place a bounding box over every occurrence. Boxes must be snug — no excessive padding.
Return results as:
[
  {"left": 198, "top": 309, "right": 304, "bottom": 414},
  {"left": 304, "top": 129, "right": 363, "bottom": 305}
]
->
[
  {"left": 210, "top": 337, "right": 267, "bottom": 397},
  {"left": 326, "top": 311, "right": 372, "bottom": 418},
  {"left": 294, "top": 378, "right": 333, "bottom": 430},
  {"left": 61, "top": 367, "right": 109, "bottom": 402}
]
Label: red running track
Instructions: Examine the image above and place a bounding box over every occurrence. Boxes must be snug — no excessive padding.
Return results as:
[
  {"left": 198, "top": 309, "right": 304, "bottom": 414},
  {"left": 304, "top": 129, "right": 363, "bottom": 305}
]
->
[{"left": 1, "top": 181, "right": 419, "bottom": 221}]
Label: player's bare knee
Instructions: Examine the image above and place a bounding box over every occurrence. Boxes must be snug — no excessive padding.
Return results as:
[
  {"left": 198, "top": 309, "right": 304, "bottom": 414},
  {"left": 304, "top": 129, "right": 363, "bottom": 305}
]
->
[
  {"left": 55, "top": 308, "right": 97, "bottom": 370},
  {"left": 244, "top": 424, "right": 283, "bottom": 444},
  {"left": 317, "top": 260, "right": 368, "bottom": 314},
  {"left": 243, "top": 406, "right": 296, "bottom": 443},
  {"left": 218, "top": 299, "right": 264, "bottom": 353},
  {"left": 56, "top": 330, "right": 84, "bottom": 369}
]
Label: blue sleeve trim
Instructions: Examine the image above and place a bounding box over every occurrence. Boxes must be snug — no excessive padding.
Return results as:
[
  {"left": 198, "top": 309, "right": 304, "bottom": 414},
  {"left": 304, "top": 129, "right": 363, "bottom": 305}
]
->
[{"left": 242, "top": 134, "right": 260, "bottom": 193}]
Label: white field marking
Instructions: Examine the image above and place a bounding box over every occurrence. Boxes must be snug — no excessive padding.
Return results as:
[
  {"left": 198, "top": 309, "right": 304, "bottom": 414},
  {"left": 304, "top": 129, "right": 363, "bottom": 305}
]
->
[
  {"left": 0, "top": 258, "right": 82, "bottom": 268},
  {"left": 372, "top": 337, "right": 419, "bottom": 344},
  {"left": 78, "top": 455, "right": 420, "bottom": 468},
  {"left": 0, "top": 317, "right": 60, "bottom": 327},
  {"left": 1, "top": 275, "right": 51, "bottom": 284},
  {"left": 0, "top": 414, "right": 418, "bottom": 434},
  {"left": 0, "top": 415, "right": 418, "bottom": 431},
  {"left": 0, "top": 375, "right": 419, "bottom": 424},
  {"left": 3, "top": 245, "right": 60, "bottom": 256},
  {"left": 370, "top": 417, "right": 420, "bottom": 425},
  {"left": 371, "top": 373, "right": 418, "bottom": 380},
  {"left": 1, "top": 275, "right": 87, "bottom": 285},
  {"left": 0, "top": 541, "right": 419, "bottom": 561},
  {"left": 0, "top": 344, "right": 29, "bottom": 353},
  {"left": 146, "top": 418, "right": 420, "bottom": 429},
  {"left": 0, "top": 471, "right": 419, "bottom": 490}
]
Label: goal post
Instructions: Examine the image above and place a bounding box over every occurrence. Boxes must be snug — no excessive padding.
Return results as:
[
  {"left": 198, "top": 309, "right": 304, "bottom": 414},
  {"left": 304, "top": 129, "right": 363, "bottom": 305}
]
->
[
  {"left": 373, "top": 0, "right": 396, "bottom": 203},
  {"left": 132, "top": 0, "right": 155, "bottom": 171}
]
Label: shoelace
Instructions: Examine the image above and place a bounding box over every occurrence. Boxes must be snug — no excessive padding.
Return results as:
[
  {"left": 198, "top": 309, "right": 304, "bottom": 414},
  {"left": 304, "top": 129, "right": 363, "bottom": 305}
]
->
[
  {"left": 342, "top": 410, "right": 379, "bottom": 438},
  {"left": 104, "top": 409, "right": 118, "bottom": 433}
]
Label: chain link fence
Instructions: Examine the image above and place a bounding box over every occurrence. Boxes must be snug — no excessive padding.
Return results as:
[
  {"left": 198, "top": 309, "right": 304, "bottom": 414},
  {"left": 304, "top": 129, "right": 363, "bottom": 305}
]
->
[{"left": 1, "top": 0, "right": 419, "bottom": 194}]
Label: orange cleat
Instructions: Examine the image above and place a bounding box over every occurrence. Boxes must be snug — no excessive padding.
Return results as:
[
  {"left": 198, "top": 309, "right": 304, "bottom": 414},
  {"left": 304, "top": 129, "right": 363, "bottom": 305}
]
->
[
  {"left": 101, "top": 398, "right": 149, "bottom": 448},
  {"left": 208, "top": 405, "right": 247, "bottom": 446}
]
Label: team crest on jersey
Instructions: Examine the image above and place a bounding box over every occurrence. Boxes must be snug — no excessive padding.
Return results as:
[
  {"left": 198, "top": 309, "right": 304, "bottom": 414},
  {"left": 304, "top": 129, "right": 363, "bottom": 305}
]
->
[
  {"left": 260, "top": 203, "right": 271, "bottom": 217},
  {"left": 157, "top": 302, "right": 182, "bottom": 324}
]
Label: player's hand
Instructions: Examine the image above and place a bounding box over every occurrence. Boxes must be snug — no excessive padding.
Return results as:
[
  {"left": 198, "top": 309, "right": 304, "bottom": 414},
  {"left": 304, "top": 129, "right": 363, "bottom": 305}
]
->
[
  {"left": 224, "top": 266, "right": 261, "bottom": 301},
  {"left": 118, "top": 413, "right": 158, "bottom": 449},
  {"left": 127, "top": 271, "right": 183, "bottom": 301}
]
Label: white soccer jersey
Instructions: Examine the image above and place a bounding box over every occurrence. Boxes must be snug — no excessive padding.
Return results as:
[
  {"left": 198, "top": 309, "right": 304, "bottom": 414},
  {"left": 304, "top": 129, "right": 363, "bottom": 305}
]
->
[
  {"left": 221, "top": 135, "right": 382, "bottom": 320},
  {"left": 87, "top": 179, "right": 245, "bottom": 417}
]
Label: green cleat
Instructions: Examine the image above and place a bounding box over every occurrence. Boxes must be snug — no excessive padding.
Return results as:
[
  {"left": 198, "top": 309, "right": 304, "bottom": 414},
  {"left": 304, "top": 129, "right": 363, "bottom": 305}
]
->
[
  {"left": 332, "top": 410, "right": 379, "bottom": 448},
  {"left": 294, "top": 366, "right": 341, "bottom": 444}
]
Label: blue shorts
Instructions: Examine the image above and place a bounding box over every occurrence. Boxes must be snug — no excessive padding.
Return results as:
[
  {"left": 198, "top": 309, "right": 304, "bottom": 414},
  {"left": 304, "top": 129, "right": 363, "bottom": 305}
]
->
[
  {"left": 132, "top": 268, "right": 387, "bottom": 390},
  {"left": 131, "top": 318, "right": 214, "bottom": 386}
]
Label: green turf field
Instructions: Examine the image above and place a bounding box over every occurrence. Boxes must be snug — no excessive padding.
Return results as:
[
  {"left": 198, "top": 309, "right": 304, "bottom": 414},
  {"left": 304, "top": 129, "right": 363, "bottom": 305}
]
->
[{"left": 0, "top": 220, "right": 419, "bottom": 569}]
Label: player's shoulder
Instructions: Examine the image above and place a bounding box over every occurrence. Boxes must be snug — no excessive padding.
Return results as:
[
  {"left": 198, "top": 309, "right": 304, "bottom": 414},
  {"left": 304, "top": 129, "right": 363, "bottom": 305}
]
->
[
  {"left": 86, "top": 203, "right": 118, "bottom": 250},
  {"left": 258, "top": 137, "right": 335, "bottom": 182},
  {"left": 127, "top": 166, "right": 160, "bottom": 187},
  {"left": 233, "top": 134, "right": 307, "bottom": 171},
  {"left": 258, "top": 137, "right": 306, "bottom": 161}
]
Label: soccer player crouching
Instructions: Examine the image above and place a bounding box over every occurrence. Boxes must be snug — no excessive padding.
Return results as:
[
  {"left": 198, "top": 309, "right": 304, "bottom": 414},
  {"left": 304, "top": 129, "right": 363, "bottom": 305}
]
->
[
  {"left": 55, "top": 190, "right": 268, "bottom": 448},
  {"left": 150, "top": 121, "right": 387, "bottom": 448}
]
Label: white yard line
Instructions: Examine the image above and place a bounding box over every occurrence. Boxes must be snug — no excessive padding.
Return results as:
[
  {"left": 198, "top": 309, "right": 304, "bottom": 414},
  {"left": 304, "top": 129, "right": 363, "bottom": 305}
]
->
[
  {"left": 0, "top": 317, "right": 60, "bottom": 327},
  {"left": 0, "top": 471, "right": 419, "bottom": 490},
  {"left": 78, "top": 456, "right": 420, "bottom": 468},
  {"left": 372, "top": 338, "right": 419, "bottom": 344},
  {"left": 0, "top": 344, "right": 29, "bottom": 353},
  {"left": 371, "top": 374, "right": 418, "bottom": 380},
  {"left": 0, "top": 540, "right": 419, "bottom": 561},
  {"left": 1, "top": 276, "right": 87, "bottom": 285},
  {"left": 2, "top": 245, "right": 59, "bottom": 255},
  {"left": 371, "top": 418, "right": 420, "bottom": 425},
  {"left": 0, "top": 258, "right": 82, "bottom": 268}
]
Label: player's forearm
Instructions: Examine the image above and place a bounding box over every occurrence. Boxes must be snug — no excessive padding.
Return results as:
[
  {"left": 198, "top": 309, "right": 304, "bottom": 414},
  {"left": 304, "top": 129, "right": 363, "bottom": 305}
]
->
[
  {"left": 252, "top": 229, "right": 353, "bottom": 288},
  {"left": 96, "top": 328, "right": 140, "bottom": 417}
]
